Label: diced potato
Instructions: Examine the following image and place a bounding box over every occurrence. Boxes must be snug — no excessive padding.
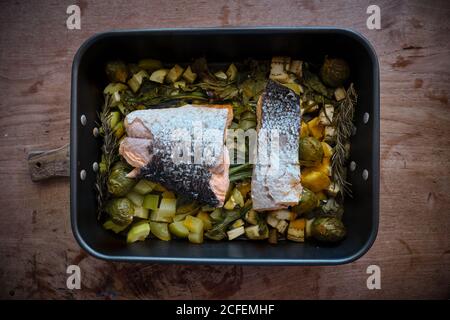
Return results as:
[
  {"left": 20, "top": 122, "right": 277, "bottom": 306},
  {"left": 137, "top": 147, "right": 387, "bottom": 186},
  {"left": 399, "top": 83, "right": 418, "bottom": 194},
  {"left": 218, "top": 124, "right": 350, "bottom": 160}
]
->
[
  {"left": 162, "top": 191, "right": 176, "bottom": 199},
  {"left": 276, "top": 220, "right": 289, "bottom": 234},
  {"left": 319, "top": 104, "right": 334, "bottom": 126},
  {"left": 327, "top": 182, "right": 341, "bottom": 197},
  {"left": 128, "top": 70, "right": 149, "bottom": 92},
  {"left": 287, "top": 219, "right": 306, "bottom": 242},
  {"left": 227, "top": 226, "right": 245, "bottom": 240},
  {"left": 266, "top": 214, "right": 279, "bottom": 228},
  {"left": 184, "top": 215, "right": 204, "bottom": 234},
  {"left": 301, "top": 169, "right": 331, "bottom": 192},
  {"left": 103, "top": 83, "right": 128, "bottom": 95},
  {"left": 182, "top": 66, "right": 197, "bottom": 83},
  {"left": 214, "top": 71, "right": 227, "bottom": 81},
  {"left": 188, "top": 231, "right": 203, "bottom": 244},
  {"left": 270, "top": 56, "right": 290, "bottom": 83},
  {"left": 289, "top": 60, "right": 303, "bottom": 77},
  {"left": 138, "top": 59, "right": 163, "bottom": 71},
  {"left": 334, "top": 87, "right": 346, "bottom": 101},
  {"left": 307, "top": 117, "right": 324, "bottom": 140},
  {"left": 149, "top": 69, "right": 169, "bottom": 84},
  {"left": 245, "top": 225, "right": 268, "bottom": 240},
  {"left": 133, "top": 206, "right": 149, "bottom": 219},
  {"left": 169, "top": 221, "right": 189, "bottom": 238},
  {"left": 166, "top": 64, "right": 184, "bottom": 83},
  {"left": 271, "top": 209, "right": 295, "bottom": 221},
  {"left": 300, "top": 121, "right": 309, "bottom": 138},
  {"left": 324, "top": 126, "right": 337, "bottom": 143},
  {"left": 196, "top": 211, "right": 212, "bottom": 230}
]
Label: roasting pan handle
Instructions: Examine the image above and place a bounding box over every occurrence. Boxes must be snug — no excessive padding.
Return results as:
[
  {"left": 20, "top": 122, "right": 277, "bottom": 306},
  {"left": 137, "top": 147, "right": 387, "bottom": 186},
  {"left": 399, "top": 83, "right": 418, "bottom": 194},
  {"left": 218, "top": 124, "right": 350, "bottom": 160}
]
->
[{"left": 27, "top": 144, "right": 70, "bottom": 182}]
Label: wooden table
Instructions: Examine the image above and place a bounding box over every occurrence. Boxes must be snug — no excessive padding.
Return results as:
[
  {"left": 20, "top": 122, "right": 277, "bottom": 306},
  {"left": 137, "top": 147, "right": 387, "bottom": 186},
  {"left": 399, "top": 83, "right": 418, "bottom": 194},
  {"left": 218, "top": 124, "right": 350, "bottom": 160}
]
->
[{"left": 0, "top": 0, "right": 448, "bottom": 299}]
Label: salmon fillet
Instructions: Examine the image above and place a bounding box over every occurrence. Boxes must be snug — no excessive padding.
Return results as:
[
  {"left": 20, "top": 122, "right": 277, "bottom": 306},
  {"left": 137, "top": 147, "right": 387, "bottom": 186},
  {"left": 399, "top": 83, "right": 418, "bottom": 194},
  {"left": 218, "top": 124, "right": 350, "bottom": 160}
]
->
[
  {"left": 119, "top": 104, "right": 233, "bottom": 207},
  {"left": 251, "top": 80, "right": 302, "bottom": 211}
]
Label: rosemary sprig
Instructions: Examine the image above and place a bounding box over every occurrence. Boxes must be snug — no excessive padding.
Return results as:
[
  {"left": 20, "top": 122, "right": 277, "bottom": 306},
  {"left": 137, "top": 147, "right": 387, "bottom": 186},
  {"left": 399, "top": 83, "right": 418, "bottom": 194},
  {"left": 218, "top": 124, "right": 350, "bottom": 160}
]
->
[
  {"left": 95, "top": 95, "right": 120, "bottom": 220},
  {"left": 331, "top": 83, "right": 357, "bottom": 197}
]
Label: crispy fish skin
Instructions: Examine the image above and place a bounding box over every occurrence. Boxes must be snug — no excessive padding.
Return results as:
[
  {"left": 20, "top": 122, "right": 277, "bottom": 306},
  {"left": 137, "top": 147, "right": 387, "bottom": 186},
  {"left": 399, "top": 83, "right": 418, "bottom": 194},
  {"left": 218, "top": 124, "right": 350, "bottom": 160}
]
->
[
  {"left": 119, "top": 104, "right": 232, "bottom": 207},
  {"left": 251, "top": 80, "right": 302, "bottom": 211}
]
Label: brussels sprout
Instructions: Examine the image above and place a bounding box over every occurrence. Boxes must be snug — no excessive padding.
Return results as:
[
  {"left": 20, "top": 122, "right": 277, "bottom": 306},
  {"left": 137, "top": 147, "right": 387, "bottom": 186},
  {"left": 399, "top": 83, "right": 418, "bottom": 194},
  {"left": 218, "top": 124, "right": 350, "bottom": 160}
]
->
[
  {"left": 320, "top": 57, "right": 350, "bottom": 88},
  {"left": 292, "top": 188, "right": 318, "bottom": 215},
  {"left": 107, "top": 162, "right": 136, "bottom": 197},
  {"left": 299, "top": 137, "right": 324, "bottom": 167},
  {"left": 105, "top": 60, "right": 128, "bottom": 83},
  {"left": 105, "top": 198, "right": 134, "bottom": 226},
  {"left": 311, "top": 216, "right": 346, "bottom": 242}
]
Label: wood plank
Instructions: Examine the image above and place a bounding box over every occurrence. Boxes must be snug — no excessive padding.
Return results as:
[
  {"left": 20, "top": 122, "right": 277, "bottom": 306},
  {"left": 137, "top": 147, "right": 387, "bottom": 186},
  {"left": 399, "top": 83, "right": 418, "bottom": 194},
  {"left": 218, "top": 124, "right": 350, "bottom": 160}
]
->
[{"left": 0, "top": 0, "right": 448, "bottom": 299}]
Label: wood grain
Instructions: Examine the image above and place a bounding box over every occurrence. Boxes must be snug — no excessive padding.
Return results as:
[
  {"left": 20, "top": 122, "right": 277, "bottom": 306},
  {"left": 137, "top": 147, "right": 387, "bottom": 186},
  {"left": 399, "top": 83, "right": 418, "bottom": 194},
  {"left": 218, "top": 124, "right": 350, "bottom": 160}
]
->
[{"left": 0, "top": 0, "right": 449, "bottom": 299}]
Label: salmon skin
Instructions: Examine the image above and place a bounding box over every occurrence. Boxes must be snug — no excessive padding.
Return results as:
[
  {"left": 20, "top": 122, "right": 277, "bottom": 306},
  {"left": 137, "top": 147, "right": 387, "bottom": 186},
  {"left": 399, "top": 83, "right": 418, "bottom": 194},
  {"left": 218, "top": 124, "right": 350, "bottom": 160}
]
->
[
  {"left": 119, "top": 104, "right": 232, "bottom": 207},
  {"left": 251, "top": 80, "right": 302, "bottom": 211}
]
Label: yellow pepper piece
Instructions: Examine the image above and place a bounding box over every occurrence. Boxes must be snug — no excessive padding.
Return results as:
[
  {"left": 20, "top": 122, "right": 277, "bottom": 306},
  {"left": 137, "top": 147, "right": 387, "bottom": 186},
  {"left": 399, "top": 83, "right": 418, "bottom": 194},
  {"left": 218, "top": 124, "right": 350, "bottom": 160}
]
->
[
  {"left": 307, "top": 117, "right": 324, "bottom": 140},
  {"left": 300, "top": 121, "right": 309, "bottom": 138},
  {"left": 301, "top": 169, "right": 331, "bottom": 192},
  {"left": 321, "top": 142, "right": 333, "bottom": 158}
]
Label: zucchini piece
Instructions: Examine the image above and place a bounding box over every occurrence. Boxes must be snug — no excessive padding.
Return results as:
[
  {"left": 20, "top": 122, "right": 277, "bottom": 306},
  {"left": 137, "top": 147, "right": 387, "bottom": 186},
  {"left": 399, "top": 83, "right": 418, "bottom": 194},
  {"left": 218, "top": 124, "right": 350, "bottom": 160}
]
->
[
  {"left": 210, "top": 208, "right": 223, "bottom": 222},
  {"left": 244, "top": 209, "right": 258, "bottom": 225},
  {"left": 227, "top": 226, "right": 245, "bottom": 240},
  {"left": 173, "top": 212, "right": 190, "bottom": 222},
  {"left": 287, "top": 219, "right": 306, "bottom": 242},
  {"left": 149, "top": 221, "right": 171, "bottom": 241},
  {"left": 183, "top": 215, "right": 204, "bottom": 234},
  {"left": 143, "top": 194, "right": 160, "bottom": 210},
  {"left": 103, "top": 219, "right": 128, "bottom": 234},
  {"left": 109, "top": 111, "right": 121, "bottom": 129},
  {"left": 126, "top": 221, "right": 150, "bottom": 243},
  {"left": 149, "top": 69, "right": 169, "bottom": 84},
  {"left": 138, "top": 59, "right": 163, "bottom": 71},
  {"left": 182, "top": 66, "right": 197, "bottom": 84},
  {"left": 169, "top": 221, "right": 189, "bottom": 238},
  {"left": 150, "top": 198, "right": 176, "bottom": 223},
  {"left": 113, "top": 121, "right": 124, "bottom": 139},
  {"left": 188, "top": 231, "right": 203, "bottom": 244},
  {"left": 166, "top": 64, "right": 184, "bottom": 83},
  {"left": 196, "top": 211, "right": 212, "bottom": 230},
  {"left": 226, "top": 63, "right": 238, "bottom": 81},
  {"left": 127, "top": 70, "right": 149, "bottom": 93},
  {"left": 126, "top": 191, "right": 144, "bottom": 207},
  {"left": 132, "top": 180, "right": 155, "bottom": 195},
  {"left": 133, "top": 206, "right": 149, "bottom": 219}
]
